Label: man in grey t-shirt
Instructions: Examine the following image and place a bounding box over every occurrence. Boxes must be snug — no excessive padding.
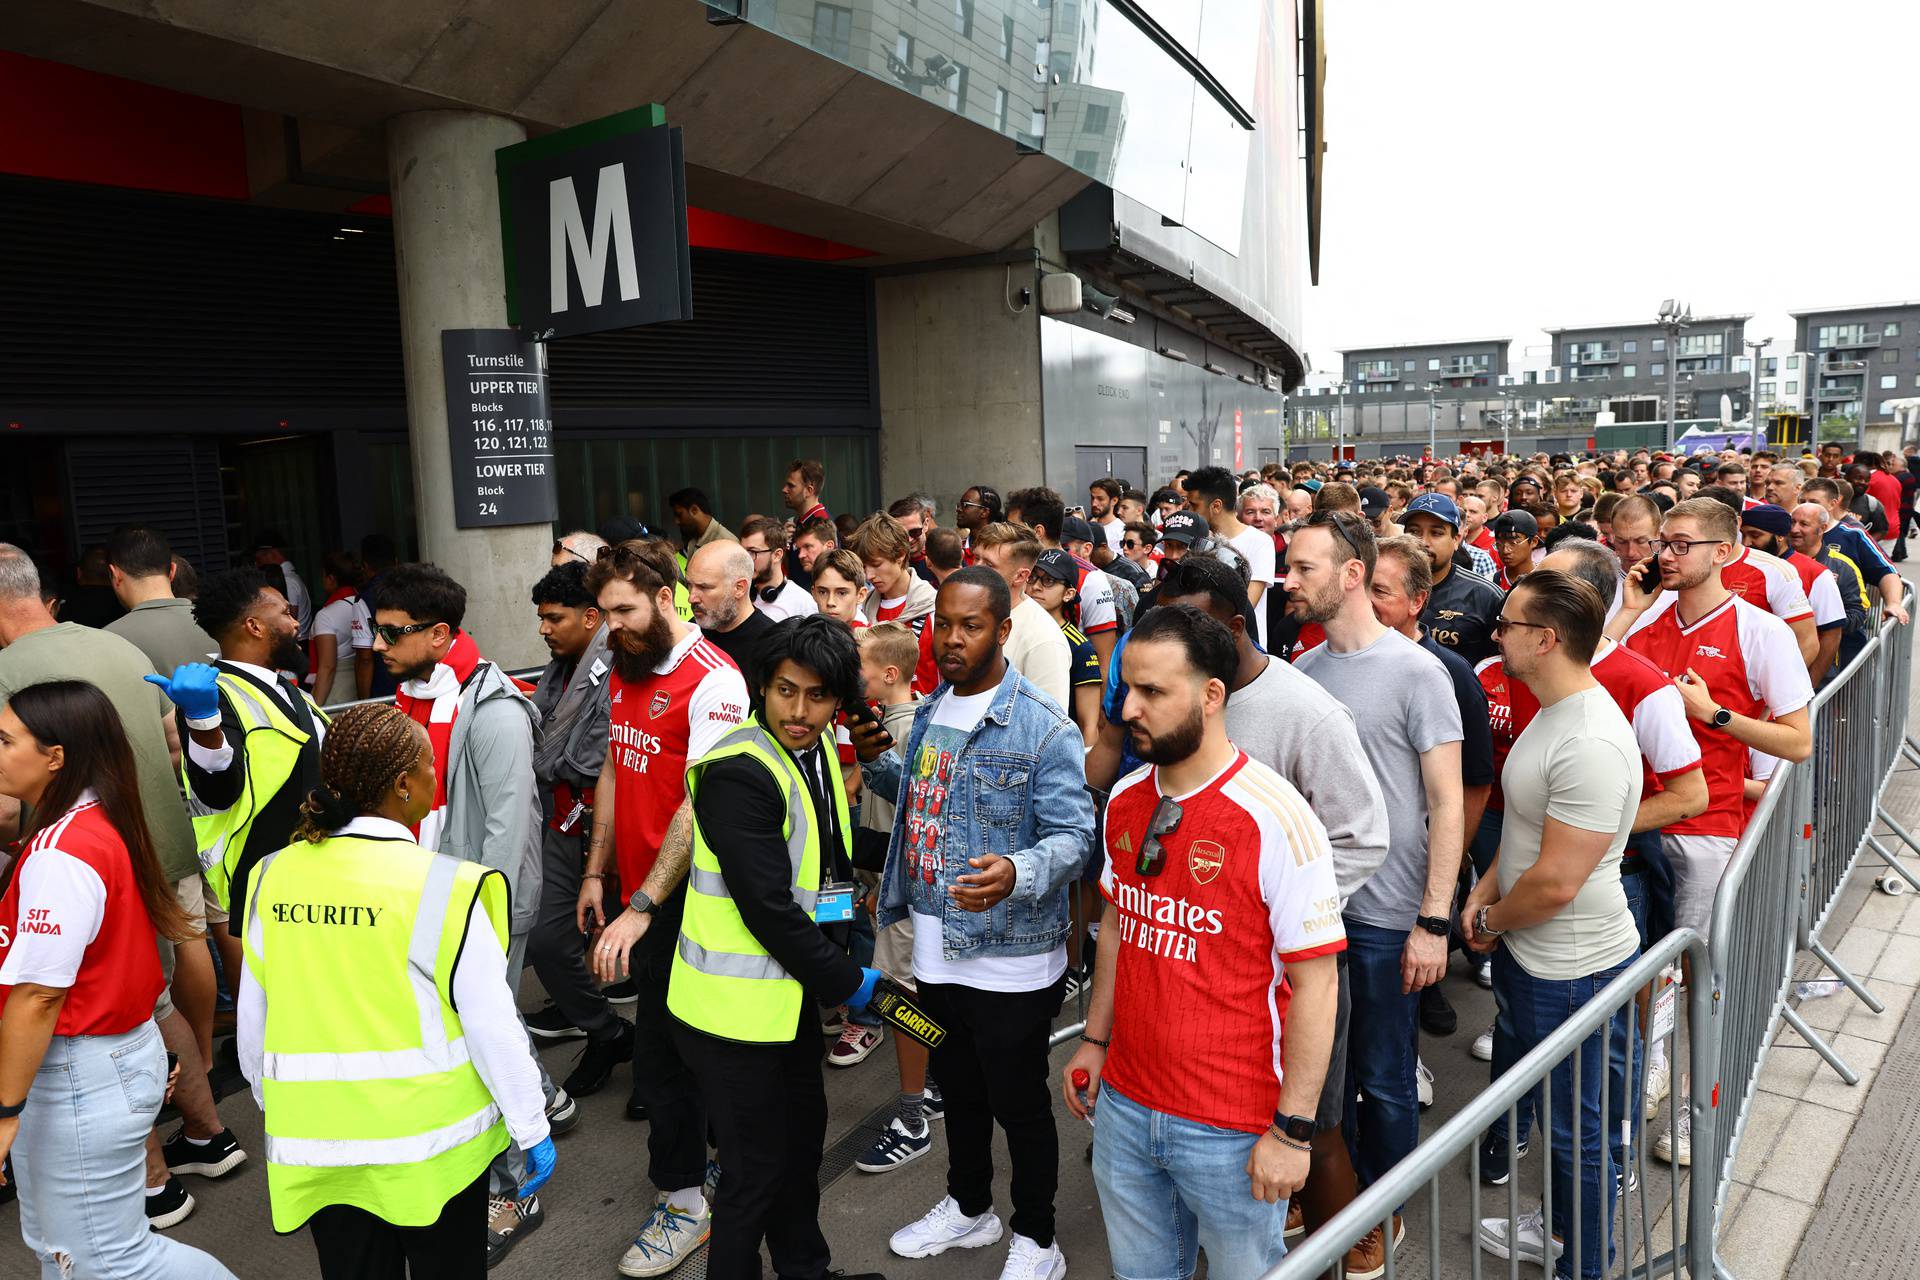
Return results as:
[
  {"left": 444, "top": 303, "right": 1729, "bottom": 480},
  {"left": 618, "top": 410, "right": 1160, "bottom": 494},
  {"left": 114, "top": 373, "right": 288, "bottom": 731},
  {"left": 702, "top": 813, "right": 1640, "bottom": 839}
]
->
[{"left": 1286, "top": 512, "right": 1462, "bottom": 1253}]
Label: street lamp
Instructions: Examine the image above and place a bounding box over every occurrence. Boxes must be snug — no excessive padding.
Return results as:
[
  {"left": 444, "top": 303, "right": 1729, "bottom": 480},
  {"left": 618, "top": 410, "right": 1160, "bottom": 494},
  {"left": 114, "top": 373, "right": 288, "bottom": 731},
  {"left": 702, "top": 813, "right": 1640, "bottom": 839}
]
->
[
  {"left": 1425, "top": 382, "right": 1440, "bottom": 462},
  {"left": 1745, "top": 337, "right": 1769, "bottom": 448},
  {"left": 1658, "top": 298, "right": 1693, "bottom": 453},
  {"left": 1335, "top": 381, "right": 1350, "bottom": 463},
  {"left": 1498, "top": 388, "right": 1514, "bottom": 456}
]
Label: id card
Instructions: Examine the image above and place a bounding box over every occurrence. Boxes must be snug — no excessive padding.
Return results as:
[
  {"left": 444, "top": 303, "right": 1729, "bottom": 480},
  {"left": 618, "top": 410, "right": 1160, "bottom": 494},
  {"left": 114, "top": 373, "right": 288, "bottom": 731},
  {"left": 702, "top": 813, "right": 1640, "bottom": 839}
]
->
[{"left": 813, "top": 880, "right": 856, "bottom": 924}]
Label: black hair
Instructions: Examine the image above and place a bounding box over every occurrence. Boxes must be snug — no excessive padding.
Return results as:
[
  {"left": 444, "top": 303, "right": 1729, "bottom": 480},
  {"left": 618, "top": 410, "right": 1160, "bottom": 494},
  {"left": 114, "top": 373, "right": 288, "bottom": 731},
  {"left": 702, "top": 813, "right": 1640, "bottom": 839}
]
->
[
  {"left": 966, "top": 484, "right": 1005, "bottom": 523},
  {"left": 940, "top": 564, "right": 1014, "bottom": 624},
  {"left": 363, "top": 562, "right": 468, "bottom": 630},
  {"left": 254, "top": 528, "right": 288, "bottom": 550},
  {"left": 299, "top": 704, "right": 427, "bottom": 841},
  {"left": 751, "top": 614, "right": 864, "bottom": 710},
  {"left": 1694, "top": 485, "right": 1745, "bottom": 518},
  {"left": 1184, "top": 465, "right": 1238, "bottom": 508},
  {"left": 1128, "top": 603, "right": 1238, "bottom": 691},
  {"left": 529, "top": 561, "right": 597, "bottom": 610},
  {"left": 667, "top": 487, "right": 711, "bottom": 514},
  {"left": 193, "top": 567, "right": 280, "bottom": 639},
  {"left": 925, "top": 527, "right": 964, "bottom": 573},
  {"left": 1006, "top": 487, "right": 1065, "bottom": 541},
  {"left": 106, "top": 525, "right": 173, "bottom": 579},
  {"left": 1542, "top": 519, "right": 1599, "bottom": 551},
  {"left": 1153, "top": 553, "right": 1259, "bottom": 637}
]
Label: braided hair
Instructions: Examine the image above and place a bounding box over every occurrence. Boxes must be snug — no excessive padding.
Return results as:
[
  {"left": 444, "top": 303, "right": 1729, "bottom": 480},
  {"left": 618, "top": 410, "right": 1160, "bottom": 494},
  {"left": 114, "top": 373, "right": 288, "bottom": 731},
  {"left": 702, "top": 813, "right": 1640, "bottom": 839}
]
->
[{"left": 297, "top": 703, "right": 429, "bottom": 842}]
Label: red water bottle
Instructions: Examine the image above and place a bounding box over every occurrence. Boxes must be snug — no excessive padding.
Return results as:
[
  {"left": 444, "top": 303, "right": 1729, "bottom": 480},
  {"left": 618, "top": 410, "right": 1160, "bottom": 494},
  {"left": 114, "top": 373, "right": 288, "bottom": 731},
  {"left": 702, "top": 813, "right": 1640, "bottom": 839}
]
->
[{"left": 1071, "top": 1068, "right": 1094, "bottom": 1124}]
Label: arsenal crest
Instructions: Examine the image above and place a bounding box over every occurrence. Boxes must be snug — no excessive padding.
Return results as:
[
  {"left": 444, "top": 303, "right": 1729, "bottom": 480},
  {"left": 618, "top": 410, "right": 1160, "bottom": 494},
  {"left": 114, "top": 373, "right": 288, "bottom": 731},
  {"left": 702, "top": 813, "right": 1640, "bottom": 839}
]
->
[
  {"left": 649, "top": 691, "right": 672, "bottom": 719},
  {"left": 1188, "top": 840, "right": 1225, "bottom": 885}
]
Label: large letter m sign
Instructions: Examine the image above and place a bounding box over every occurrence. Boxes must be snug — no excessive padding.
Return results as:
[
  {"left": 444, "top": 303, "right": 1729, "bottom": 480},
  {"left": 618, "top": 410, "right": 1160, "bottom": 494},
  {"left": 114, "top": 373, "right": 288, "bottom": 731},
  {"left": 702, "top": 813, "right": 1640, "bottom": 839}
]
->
[{"left": 550, "top": 164, "right": 639, "bottom": 313}]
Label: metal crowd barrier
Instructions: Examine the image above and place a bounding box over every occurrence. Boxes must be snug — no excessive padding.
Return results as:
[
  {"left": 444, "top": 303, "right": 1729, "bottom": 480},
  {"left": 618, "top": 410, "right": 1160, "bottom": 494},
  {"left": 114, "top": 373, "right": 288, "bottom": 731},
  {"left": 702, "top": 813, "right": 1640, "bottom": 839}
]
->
[{"left": 1267, "top": 930, "right": 1715, "bottom": 1280}]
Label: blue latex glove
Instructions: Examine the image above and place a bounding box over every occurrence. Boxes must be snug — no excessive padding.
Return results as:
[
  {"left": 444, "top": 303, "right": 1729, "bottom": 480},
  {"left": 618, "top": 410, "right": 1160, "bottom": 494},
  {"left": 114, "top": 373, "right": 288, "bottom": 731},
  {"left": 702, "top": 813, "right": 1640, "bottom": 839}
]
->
[
  {"left": 145, "top": 663, "right": 222, "bottom": 723},
  {"left": 845, "top": 967, "right": 883, "bottom": 1013},
  {"left": 517, "top": 1136, "right": 556, "bottom": 1198}
]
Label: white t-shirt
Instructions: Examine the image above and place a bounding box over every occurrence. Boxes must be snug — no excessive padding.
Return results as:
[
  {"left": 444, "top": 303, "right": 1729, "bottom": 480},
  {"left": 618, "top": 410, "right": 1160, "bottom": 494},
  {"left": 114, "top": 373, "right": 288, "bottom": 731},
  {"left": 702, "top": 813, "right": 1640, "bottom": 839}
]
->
[
  {"left": 755, "top": 578, "right": 818, "bottom": 623},
  {"left": 1096, "top": 517, "right": 1126, "bottom": 557},
  {"left": 307, "top": 595, "right": 370, "bottom": 685},
  {"left": 1496, "top": 685, "right": 1642, "bottom": 980},
  {"left": 1227, "top": 526, "right": 1278, "bottom": 646},
  {"left": 0, "top": 842, "right": 106, "bottom": 988},
  {"left": 911, "top": 686, "right": 1068, "bottom": 993}
]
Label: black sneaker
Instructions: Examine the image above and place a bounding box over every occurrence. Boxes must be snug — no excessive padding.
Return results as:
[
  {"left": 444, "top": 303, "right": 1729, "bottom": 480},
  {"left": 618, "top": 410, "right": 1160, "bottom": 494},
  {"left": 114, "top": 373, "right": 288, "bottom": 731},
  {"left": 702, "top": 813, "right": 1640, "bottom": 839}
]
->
[
  {"left": 546, "top": 1087, "right": 580, "bottom": 1137},
  {"left": 563, "top": 1022, "right": 635, "bottom": 1097},
  {"left": 527, "top": 1003, "right": 588, "bottom": 1042},
  {"left": 145, "top": 1176, "right": 196, "bottom": 1229},
  {"left": 1477, "top": 1132, "right": 1530, "bottom": 1187},
  {"left": 162, "top": 1126, "right": 247, "bottom": 1179},
  {"left": 1061, "top": 967, "right": 1088, "bottom": 1003},
  {"left": 1420, "top": 984, "right": 1458, "bottom": 1036},
  {"left": 604, "top": 978, "right": 639, "bottom": 1007},
  {"left": 626, "top": 1098, "right": 651, "bottom": 1122}
]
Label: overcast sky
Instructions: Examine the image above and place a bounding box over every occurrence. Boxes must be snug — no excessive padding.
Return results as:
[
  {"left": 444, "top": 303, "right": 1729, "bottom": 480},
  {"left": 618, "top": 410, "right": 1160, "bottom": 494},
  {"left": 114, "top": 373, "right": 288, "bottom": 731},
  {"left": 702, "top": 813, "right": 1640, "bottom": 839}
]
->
[{"left": 1299, "top": 0, "right": 1920, "bottom": 372}]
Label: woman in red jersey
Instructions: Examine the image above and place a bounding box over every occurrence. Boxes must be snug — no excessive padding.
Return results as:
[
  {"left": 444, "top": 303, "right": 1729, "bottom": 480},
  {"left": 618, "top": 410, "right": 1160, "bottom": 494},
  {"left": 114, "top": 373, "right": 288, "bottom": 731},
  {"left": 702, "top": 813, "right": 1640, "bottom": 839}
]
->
[{"left": 0, "top": 680, "right": 231, "bottom": 1278}]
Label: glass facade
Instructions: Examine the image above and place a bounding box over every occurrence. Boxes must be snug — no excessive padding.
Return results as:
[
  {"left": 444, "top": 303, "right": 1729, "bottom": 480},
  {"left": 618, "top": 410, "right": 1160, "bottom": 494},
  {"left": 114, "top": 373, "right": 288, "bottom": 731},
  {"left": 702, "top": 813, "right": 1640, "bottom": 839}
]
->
[{"left": 749, "top": 0, "right": 1262, "bottom": 254}]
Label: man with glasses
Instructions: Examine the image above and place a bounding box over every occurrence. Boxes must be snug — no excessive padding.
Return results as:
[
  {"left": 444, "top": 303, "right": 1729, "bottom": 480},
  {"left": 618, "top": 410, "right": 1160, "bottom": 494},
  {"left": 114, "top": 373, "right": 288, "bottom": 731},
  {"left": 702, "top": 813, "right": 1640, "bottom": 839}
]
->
[
  {"left": 1120, "top": 522, "right": 1160, "bottom": 576},
  {"left": 955, "top": 485, "right": 1003, "bottom": 563},
  {"left": 852, "top": 568, "right": 1092, "bottom": 1280},
  {"left": 363, "top": 562, "right": 554, "bottom": 1261},
  {"left": 552, "top": 529, "right": 608, "bottom": 566},
  {"left": 1462, "top": 570, "right": 1644, "bottom": 1275},
  {"left": 1286, "top": 512, "right": 1463, "bottom": 1273},
  {"left": 1617, "top": 498, "right": 1813, "bottom": 1165},
  {"left": 890, "top": 494, "right": 941, "bottom": 586},
  {"left": 741, "top": 516, "right": 817, "bottom": 622},
  {"left": 1064, "top": 605, "right": 1343, "bottom": 1280}
]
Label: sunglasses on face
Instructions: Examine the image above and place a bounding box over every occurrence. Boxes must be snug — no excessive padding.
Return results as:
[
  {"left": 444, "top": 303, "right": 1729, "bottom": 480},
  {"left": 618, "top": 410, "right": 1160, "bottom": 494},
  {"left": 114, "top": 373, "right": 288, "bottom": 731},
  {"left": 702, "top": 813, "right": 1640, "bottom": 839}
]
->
[
  {"left": 552, "top": 540, "right": 589, "bottom": 564},
  {"left": 373, "top": 620, "right": 434, "bottom": 645},
  {"left": 1136, "top": 795, "right": 1185, "bottom": 877},
  {"left": 1122, "top": 539, "right": 1143, "bottom": 549},
  {"left": 1491, "top": 616, "right": 1551, "bottom": 637}
]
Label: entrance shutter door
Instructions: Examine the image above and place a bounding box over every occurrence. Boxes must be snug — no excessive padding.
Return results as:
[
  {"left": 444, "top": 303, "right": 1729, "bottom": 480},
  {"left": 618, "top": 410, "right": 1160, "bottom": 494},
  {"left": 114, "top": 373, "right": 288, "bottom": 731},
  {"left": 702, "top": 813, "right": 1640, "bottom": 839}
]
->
[{"left": 66, "top": 439, "right": 229, "bottom": 571}]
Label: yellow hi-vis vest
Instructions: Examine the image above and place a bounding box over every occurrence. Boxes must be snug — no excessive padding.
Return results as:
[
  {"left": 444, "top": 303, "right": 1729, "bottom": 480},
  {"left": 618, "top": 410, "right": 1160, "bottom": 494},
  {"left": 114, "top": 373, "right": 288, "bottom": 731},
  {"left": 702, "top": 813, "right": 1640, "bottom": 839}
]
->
[
  {"left": 668, "top": 722, "right": 852, "bottom": 1043},
  {"left": 243, "top": 833, "right": 510, "bottom": 1232},
  {"left": 185, "top": 671, "right": 328, "bottom": 912}
]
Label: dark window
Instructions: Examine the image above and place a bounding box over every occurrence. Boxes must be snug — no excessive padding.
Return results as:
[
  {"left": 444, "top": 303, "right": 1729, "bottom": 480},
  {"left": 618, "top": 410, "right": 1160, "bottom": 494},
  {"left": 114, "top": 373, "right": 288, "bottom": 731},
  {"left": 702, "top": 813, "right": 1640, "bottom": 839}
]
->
[
  {"left": 811, "top": 4, "right": 853, "bottom": 58},
  {"left": 1084, "top": 103, "right": 1110, "bottom": 134}
]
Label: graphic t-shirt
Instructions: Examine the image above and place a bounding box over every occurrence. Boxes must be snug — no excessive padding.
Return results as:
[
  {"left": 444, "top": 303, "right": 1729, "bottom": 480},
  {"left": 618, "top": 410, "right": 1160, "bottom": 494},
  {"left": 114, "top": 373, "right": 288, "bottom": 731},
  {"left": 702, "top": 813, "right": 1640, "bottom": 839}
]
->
[
  {"left": 1062, "top": 621, "right": 1102, "bottom": 688},
  {"left": 1100, "top": 752, "right": 1345, "bottom": 1133},
  {"left": 907, "top": 688, "right": 1066, "bottom": 992},
  {"left": 608, "top": 630, "right": 748, "bottom": 889}
]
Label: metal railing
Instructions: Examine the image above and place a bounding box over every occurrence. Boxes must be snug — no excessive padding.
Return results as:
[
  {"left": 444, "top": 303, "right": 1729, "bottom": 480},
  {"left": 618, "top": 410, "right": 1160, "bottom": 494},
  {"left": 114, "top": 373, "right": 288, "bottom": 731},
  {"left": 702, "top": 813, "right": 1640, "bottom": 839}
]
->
[
  {"left": 1264, "top": 597, "right": 1914, "bottom": 1280},
  {"left": 1267, "top": 930, "right": 1714, "bottom": 1280}
]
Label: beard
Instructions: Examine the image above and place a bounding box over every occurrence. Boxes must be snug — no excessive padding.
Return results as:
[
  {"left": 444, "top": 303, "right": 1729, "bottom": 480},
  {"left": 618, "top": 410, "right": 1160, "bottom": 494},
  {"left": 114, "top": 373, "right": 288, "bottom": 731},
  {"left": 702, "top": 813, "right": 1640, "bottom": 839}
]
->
[
  {"left": 270, "top": 629, "right": 304, "bottom": 673},
  {"left": 611, "top": 606, "right": 676, "bottom": 681},
  {"left": 1288, "top": 580, "right": 1344, "bottom": 625},
  {"left": 1131, "top": 703, "right": 1206, "bottom": 765},
  {"left": 696, "top": 592, "right": 743, "bottom": 632}
]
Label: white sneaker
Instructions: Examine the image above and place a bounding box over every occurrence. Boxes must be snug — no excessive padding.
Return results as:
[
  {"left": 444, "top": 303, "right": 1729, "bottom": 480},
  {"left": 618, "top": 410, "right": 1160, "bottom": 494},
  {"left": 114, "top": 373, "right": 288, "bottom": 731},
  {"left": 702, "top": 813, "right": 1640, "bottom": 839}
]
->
[
  {"left": 617, "top": 1199, "right": 711, "bottom": 1277},
  {"left": 1643, "top": 1060, "right": 1671, "bottom": 1121},
  {"left": 1654, "top": 1106, "right": 1692, "bottom": 1167},
  {"left": 1471, "top": 1025, "right": 1494, "bottom": 1062},
  {"left": 890, "top": 1195, "right": 1005, "bottom": 1258},
  {"left": 1477, "top": 1208, "right": 1564, "bottom": 1265},
  {"left": 1416, "top": 1057, "right": 1435, "bottom": 1109},
  {"left": 998, "top": 1232, "right": 1067, "bottom": 1280},
  {"left": 1474, "top": 957, "right": 1494, "bottom": 989}
]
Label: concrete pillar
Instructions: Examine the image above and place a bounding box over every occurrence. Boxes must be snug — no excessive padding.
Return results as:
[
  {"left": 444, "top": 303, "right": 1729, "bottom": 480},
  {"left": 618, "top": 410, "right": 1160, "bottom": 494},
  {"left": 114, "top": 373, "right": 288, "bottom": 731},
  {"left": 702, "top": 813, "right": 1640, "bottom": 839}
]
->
[{"left": 386, "top": 110, "right": 548, "bottom": 669}]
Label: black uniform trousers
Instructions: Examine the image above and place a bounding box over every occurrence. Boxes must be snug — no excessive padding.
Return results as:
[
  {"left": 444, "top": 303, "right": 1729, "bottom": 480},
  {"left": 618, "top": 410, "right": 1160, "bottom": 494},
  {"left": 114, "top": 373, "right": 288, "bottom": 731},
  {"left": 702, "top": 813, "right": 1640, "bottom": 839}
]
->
[
  {"left": 674, "top": 1021, "right": 832, "bottom": 1280},
  {"left": 307, "top": 1169, "right": 486, "bottom": 1279},
  {"left": 631, "top": 886, "right": 709, "bottom": 1195}
]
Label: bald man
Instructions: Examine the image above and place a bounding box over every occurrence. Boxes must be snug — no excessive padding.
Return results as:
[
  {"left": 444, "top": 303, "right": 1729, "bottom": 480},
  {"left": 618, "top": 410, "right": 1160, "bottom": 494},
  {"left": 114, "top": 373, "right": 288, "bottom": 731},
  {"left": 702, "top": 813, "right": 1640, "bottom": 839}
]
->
[{"left": 686, "top": 540, "right": 773, "bottom": 673}]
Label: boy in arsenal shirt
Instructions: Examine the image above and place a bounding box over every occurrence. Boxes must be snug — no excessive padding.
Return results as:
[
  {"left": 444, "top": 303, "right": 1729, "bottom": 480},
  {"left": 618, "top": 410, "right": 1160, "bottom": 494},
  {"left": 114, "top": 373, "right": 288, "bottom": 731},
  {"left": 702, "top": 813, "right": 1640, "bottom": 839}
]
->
[{"left": 1064, "top": 606, "right": 1341, "bottom": 1280}]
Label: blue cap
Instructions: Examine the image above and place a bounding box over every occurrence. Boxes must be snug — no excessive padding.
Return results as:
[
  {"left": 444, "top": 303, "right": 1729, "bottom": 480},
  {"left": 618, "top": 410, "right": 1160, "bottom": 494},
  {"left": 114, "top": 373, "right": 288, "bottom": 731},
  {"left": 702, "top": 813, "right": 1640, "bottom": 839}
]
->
[{"left": 1403, "top": 492, "right": 1461, "bottom": 529}]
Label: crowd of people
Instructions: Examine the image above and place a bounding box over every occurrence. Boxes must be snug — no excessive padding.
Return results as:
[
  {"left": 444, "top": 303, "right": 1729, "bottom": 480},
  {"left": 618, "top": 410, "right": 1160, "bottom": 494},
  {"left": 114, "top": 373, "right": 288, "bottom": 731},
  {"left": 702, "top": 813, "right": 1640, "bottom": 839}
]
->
[{"left": 0, "top": 441, "right": 1907, "bottom": 1280}]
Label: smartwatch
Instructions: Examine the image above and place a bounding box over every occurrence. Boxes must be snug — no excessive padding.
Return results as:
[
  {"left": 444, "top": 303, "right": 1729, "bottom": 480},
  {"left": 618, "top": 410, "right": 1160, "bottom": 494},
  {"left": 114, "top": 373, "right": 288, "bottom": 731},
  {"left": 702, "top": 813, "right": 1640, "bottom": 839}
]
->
[
  {"left": 1274, "top": 1112, "right": 1316, "bottom": 1143},
  {"left": 1416, "top": 914, "right": 1452, "bottom": 937},
  {"left": 628, "top": 888, "right": 658, "bottom": 916},
  {"left": 1710, "top": 706, "right": 1733, "bottom": 730}
]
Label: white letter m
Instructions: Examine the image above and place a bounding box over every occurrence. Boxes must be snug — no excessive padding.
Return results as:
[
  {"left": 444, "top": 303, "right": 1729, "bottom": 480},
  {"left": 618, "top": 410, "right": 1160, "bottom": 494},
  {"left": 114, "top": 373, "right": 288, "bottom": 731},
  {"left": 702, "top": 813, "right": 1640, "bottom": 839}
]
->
[{"left": 550, "top": 163, "right": 639, "bottom": 312}]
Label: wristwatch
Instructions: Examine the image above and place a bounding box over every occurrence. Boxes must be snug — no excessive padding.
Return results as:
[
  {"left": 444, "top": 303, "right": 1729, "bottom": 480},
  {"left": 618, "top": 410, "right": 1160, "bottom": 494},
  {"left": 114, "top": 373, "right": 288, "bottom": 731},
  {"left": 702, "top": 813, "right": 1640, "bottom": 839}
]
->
[
  {"left": 1416, "top": 914, "right": 1451, "bottom": 937},
  {"left": 1274, "top": 1112, "right": 1316, "bottom": 1143},
  {"left": 1710, "top": 706, "right": 1733, "bottom": 729},
  {"left": 1475, "top": 904, "right": 1504, "bottom": 938},
  {"left": 628, "top": 888, "right": 658, "bottom": 916}
]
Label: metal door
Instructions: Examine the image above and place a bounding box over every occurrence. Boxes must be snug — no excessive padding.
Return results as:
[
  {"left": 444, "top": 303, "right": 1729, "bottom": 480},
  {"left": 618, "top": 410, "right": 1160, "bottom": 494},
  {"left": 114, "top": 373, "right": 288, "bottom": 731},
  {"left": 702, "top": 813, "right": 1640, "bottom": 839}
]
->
[{"left": 1074, "top": 445, "right": 1148, "bottom": 497}]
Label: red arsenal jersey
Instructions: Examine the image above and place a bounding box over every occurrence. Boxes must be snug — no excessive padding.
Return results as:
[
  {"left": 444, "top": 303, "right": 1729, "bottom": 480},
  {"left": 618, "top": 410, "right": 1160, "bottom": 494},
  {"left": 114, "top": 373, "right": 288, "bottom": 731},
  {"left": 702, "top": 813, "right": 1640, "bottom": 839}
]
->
[
  {"left": 1099, "top": 752, "right": 1345, "bottom": 1133},
  {"left": 0, "top": 800, "right": 163, "bottom": 1036},
  {"left": 608, "top": 631, "right": 748, "bottom": 888},
  {"left": 1626, "top": 595, "right": 1811, "bottom": 837}
]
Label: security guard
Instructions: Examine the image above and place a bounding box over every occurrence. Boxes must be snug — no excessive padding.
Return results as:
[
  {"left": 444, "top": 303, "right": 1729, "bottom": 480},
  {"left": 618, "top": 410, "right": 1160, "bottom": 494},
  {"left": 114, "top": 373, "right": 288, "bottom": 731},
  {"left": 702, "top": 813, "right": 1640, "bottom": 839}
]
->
[
  {"left": 153, "top": 568, "right": 328, "bottom": 948},
  {"left": 238, "top": 703, "right": 553, "bottom": 1277},
  {"left": 647, "top": 616, "right": 882, "bottom": 1280}
]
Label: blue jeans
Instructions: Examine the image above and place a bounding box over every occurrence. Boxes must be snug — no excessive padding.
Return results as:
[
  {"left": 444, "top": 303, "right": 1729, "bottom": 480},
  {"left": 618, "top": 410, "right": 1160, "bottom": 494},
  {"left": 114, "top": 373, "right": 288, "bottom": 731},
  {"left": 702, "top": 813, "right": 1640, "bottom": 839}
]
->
[
  {"left": 1495, "top": 874, "right": 1646, "bottom": 1176},
  {"left": 1486, "top": 949, "right": 1636, "bottom": 1280},
  {"left": 1340, "top": 917, "right": 1419, "bottom": 1193},
  {"left": 16, "top": 1021, "right": 235, "bottom": 1279},
  {"left": 1090, "top": 1083, "right": 1288, "bottom": 1280},
  {"left": 1469, "top": 807, "right": 1504, "bottom": 877}
]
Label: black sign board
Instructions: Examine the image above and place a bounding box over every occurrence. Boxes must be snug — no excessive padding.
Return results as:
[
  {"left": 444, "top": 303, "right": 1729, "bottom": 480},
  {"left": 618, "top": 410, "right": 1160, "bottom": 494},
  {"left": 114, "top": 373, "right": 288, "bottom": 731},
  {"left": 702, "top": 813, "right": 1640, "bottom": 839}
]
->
[
  {"left": 439, "top": 329, "right": 558, "bottom": 529},
  {"left": 499, "top": 111, "right": 692, "bottom": 342}
]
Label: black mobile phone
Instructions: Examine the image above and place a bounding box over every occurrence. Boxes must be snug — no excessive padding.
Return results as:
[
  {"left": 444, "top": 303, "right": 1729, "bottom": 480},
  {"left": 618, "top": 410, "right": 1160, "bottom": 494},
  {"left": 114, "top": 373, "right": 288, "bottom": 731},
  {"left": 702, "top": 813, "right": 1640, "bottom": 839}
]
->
[{"left": 844, "top": 700, "right": 893, "bottom": 750}]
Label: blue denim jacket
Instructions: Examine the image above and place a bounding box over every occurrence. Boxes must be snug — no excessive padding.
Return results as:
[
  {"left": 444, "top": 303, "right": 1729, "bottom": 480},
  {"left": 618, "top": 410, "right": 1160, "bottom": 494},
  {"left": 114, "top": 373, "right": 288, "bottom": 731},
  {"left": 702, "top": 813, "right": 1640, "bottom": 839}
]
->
[{"left": 865, "top": 661, "right": 1094, "bottom": 959}]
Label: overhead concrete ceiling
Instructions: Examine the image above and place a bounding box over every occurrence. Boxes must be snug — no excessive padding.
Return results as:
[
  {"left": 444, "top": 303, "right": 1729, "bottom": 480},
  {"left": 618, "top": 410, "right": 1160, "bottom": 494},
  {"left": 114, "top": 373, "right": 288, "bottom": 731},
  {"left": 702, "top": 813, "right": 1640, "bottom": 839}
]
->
[{"left": 1, "top": 0, "right": 1089, "bottom": 263}]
